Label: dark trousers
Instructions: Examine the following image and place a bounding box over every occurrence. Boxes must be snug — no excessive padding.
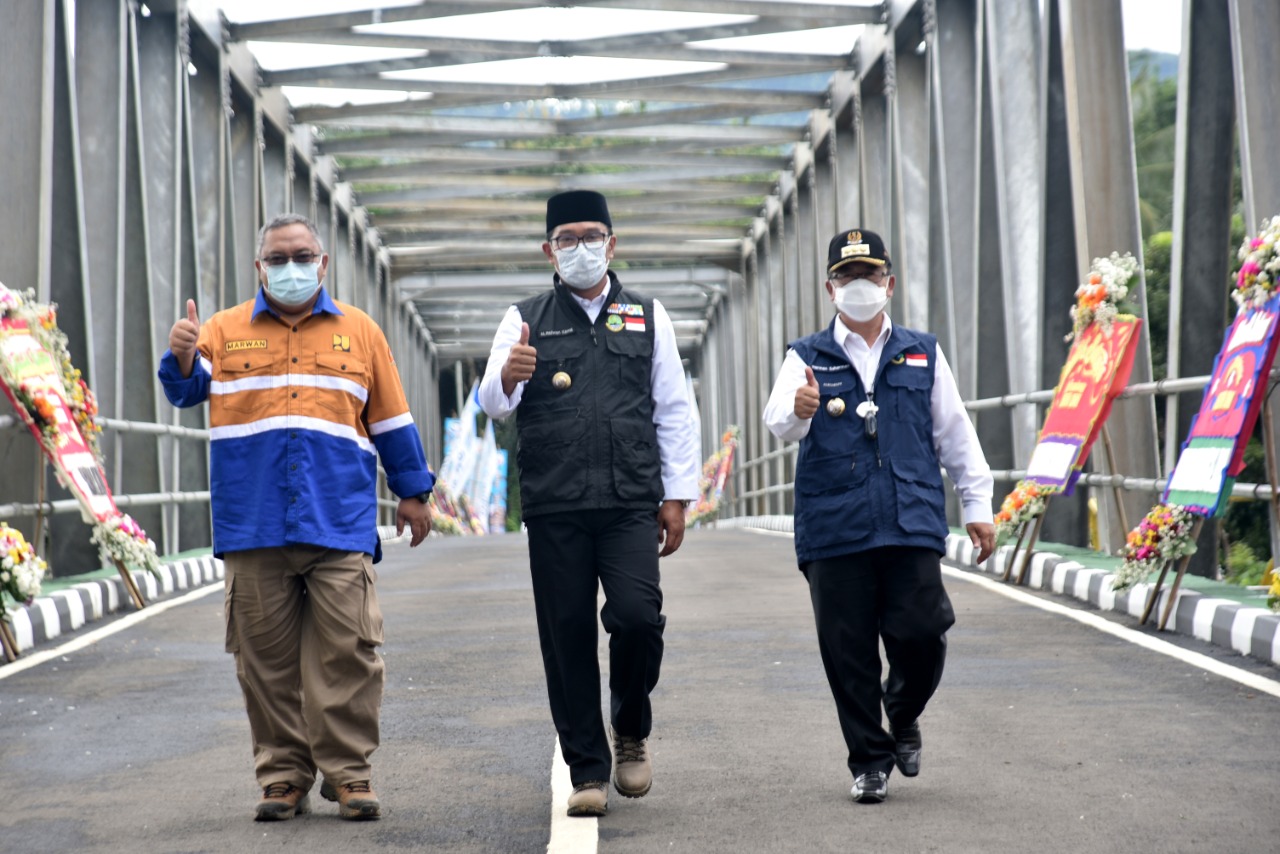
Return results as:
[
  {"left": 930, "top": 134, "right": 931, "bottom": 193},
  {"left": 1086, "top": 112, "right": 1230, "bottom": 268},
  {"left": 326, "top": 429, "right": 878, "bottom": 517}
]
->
[
  {"left": 802, "top": 546, "right": 955, "bottom": 777},
  {"left": 526, "top": 508, "right": 666, "bottom": 785}
]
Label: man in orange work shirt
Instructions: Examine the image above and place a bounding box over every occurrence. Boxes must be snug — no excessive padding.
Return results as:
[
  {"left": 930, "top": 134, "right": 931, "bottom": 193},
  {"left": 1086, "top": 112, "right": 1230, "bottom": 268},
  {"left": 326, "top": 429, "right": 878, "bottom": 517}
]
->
[{"left": 158, "top": 213, "right": 433, "bottom": 822}]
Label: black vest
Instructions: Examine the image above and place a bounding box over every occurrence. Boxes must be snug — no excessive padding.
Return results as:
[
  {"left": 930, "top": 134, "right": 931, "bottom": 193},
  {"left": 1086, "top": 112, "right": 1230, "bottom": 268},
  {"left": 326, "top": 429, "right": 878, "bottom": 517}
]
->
[{"left": 515, "top": 274, "right": 663, "bottom": 517}]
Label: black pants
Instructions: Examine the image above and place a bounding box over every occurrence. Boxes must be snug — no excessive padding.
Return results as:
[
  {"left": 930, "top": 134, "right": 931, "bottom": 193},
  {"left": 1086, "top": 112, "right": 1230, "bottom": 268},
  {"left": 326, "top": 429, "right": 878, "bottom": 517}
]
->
[
  {"left": 526, "top": 508, "right": 665, "bottom": 785},
  {"left": 802, "top": 546, "right": 955, "bottom": 778}
]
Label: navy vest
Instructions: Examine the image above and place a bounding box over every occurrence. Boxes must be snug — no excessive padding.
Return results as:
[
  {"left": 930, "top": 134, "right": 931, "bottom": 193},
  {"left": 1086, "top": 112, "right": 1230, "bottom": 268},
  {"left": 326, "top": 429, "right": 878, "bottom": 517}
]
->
[
  {"left": 514, "top": 273, "right": 663, "bottom": 518},
  {"left": 789, "top": 319, "right": 949, "bottom": 564}
]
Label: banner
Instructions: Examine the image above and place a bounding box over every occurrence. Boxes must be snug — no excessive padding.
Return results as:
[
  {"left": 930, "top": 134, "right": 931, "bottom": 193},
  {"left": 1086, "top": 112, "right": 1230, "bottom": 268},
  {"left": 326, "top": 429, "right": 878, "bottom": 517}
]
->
[
  {"left": 0, "top": 284, "right": 158, "bottom": 576},
  {"left": 1164, "top": 293, "right": 1280, "bottom": 515},
  {"left": 1023, "top": 317, "right": 1142, "bottom": 495},
  {"left": 0, "top": 317, "right": 114, "bottom": 522},
  {"left": 489, "top": 449, "right": 508, "bottom": 533}
]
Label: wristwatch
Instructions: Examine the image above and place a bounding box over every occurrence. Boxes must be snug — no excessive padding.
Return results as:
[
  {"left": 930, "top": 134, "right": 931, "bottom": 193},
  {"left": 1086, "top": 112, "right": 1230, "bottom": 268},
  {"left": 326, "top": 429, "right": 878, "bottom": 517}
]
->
[{"left": 412, "top": 491, "right": 431, "bottom": 503}]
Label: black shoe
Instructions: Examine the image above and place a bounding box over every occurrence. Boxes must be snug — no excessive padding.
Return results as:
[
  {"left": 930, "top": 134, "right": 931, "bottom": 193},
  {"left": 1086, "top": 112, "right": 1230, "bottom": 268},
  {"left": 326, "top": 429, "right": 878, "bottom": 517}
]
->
[
  {"left": 851, "top": 771, "right": 888, "bottom": 804},
  {"left": 892, "top": 721, "right": 922, "bottom": 777}
]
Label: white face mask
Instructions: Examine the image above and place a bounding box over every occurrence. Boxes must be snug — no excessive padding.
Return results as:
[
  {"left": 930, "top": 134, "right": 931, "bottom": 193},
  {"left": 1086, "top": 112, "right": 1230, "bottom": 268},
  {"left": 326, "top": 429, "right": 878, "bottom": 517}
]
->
[
  {"left": 833, "top": 278, "right": 889, "bottom": 323},
  {"left": 264, "top": 261, "right": 322, "bottom": 308},
  {"left": 555, "top": 242, "right": 610, "bottom": 291}
]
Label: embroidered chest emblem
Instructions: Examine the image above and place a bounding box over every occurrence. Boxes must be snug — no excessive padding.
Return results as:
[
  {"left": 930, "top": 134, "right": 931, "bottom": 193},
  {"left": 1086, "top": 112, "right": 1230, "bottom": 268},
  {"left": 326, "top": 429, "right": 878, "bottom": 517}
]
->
[{"left": 333, "top": 334, "right": 351, "bottom": 352}]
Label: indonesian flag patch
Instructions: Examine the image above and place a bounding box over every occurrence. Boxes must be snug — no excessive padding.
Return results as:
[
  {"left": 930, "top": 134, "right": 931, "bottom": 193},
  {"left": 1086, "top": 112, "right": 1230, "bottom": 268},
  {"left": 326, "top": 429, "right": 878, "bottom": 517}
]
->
[
  {"left": 624, "top": 316, "right": 646, "bottom": 333},
  {"left": 905, "top": 352, "right": 928, "bottom": 368}
]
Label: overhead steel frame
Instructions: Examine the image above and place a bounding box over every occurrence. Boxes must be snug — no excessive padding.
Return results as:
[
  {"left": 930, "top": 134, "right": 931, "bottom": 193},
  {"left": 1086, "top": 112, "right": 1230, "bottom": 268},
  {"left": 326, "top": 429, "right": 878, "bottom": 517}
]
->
[
  {"left": 0, "top": 1, "right": 440, "bottom": 575},
  {"left": 4, "top": 0, "right": 1279, "bottom": 565}
]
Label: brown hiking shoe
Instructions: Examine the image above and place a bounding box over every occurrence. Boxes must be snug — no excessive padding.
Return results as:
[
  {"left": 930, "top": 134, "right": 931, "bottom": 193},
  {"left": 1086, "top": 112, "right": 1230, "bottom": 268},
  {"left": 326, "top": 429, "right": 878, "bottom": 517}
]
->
[
  {"left": 610, "top": 728, "right": 652, "bottom": 798},
  {"left": 567, "top": 781, "right": 608, "bottom": 817},
  {"left": 254, "top": 782, "right": 311, "bottom": 821},
  {"left": 320, "top": 778, "right": 381, "bottom": 820}
]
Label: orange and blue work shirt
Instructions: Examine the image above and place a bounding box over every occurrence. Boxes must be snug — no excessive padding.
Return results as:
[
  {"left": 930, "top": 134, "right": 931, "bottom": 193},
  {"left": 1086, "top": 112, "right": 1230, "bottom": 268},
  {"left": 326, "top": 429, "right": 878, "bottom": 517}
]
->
[{"left": 158, "top": 287, "right": 433, "bottom": 560}]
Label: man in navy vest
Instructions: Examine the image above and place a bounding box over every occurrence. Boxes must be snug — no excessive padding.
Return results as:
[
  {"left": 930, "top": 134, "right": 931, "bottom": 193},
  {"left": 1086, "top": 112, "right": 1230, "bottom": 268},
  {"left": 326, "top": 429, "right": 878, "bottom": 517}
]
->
[
  {"left": 764, "top": 228, "right": 995, "bottom": 804},
  {"left": 478, "top": 190, "right": 700, "bottom": 818}
]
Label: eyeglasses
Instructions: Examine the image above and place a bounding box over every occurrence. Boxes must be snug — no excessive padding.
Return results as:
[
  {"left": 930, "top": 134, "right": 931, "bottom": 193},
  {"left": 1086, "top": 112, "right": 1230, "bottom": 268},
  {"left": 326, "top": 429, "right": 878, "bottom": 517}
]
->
[
  {"left": 830, "top": 268, "right": 886, "bottom": 285},
  {"left": 551, "top": 232, "right": 610, "bottom": 251},
  {"left": 261, "top": 251, "right": 321, "bottom": 267}
]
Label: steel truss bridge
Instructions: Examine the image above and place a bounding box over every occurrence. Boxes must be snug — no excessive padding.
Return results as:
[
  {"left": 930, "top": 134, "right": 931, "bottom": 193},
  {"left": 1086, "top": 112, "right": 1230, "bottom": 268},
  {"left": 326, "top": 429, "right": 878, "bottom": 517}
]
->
[{"left": 3, "top": 0, "right": 1280, "bottom": 576}]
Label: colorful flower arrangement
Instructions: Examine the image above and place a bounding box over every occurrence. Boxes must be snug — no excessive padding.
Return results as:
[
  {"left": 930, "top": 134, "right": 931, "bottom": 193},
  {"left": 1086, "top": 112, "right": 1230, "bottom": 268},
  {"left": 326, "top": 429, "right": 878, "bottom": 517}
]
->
[
  {"left": 0, "top": 287, "right": 104, "bottom": 464},
  {"left": 688, "top": 426, "right": 740, "bottom": 525},
  {"left": 1232, "top": 215, "right": 1280, "bottom": 310},
  {"left": 426, "top": 481, "right": 482, "bottom": 536},
  {"left": 1066, "top": 252, "right": 1140, "bottom": 342},
  {"left": 1, "top": 522, "right": 47, "bottom": 610},
  {"left": 993, "top": 479, "right": 1048, "bottom": 544},
  {"left": 1111, "top": 503, "right": 1197, "bottom": 591},
  {"left": 90, "top": 513, "right": 161, "bottom": 576}
]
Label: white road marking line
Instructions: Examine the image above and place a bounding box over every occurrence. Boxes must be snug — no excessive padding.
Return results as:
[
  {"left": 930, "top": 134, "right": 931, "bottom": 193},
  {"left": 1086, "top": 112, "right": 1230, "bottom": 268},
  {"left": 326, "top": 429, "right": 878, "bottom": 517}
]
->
[
  {"left": 941, "top": 564, "right": 1280, "bottom": 699},
  {"left": 0, "top": 582, "right": 223, "bottom": 681},
  {"left": 547, "top": 736, "right": 598, "bottom": 854},
  {"left": 742, "top": 526, "right": 1280, "bottom": 700}
]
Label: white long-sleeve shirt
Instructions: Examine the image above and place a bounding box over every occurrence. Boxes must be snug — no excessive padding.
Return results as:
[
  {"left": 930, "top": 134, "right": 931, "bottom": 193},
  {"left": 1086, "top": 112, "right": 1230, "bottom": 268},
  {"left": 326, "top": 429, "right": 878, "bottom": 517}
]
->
[
  {"left": 478, "top": 288, "right": 701, "bottom": 502},
  {"left": 763, "top": 314, "right": 994, "bottom": 525}
]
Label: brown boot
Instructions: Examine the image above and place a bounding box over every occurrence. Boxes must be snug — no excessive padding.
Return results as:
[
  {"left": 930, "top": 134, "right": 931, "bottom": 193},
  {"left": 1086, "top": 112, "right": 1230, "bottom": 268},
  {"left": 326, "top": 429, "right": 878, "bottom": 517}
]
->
[
  {"left": 320, "top": 778, "right": 381, "bottom": 820},
  {"left": 567, "top": 781, "right": 608, "bottom": 817},
  {"left": 254, "top": 782, "right": 311, "bottom": 821},
  {"left": 610, "top": 728, "right": 652, "bottom": 798}
]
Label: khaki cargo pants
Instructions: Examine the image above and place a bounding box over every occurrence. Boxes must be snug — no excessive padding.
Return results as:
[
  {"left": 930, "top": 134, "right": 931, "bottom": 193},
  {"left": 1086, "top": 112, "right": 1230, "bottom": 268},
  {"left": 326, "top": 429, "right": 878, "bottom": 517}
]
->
[{"left": 223, "top": 545, "right": 384, "bottom": 790}]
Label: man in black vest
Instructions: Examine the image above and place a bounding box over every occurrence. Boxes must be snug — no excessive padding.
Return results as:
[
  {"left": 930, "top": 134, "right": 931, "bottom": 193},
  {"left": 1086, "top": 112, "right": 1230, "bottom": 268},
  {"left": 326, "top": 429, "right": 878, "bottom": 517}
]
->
[
  {"left": 764, "top": 228, "right": 995, "bottom": 805},
  {"left": 478, "top": 190, "right": 700, "bottom": 817}
]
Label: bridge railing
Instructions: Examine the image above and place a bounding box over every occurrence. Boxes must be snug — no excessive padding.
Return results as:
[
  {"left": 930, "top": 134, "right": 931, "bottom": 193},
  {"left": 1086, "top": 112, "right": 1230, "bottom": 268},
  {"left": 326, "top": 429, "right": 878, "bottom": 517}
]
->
[
  {"left": 726, "top": 370, "right": 1280, "bottom": 523},
  {"left": 0, "top": 414, "right": 403, "bottom": 534}
]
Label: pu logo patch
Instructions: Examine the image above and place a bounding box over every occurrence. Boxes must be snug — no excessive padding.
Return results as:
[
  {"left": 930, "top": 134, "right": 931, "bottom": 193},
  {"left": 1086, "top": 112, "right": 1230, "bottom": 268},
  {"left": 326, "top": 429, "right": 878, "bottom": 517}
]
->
[{"left": 333, "top": 334, "right": 351, "bottom": 352}]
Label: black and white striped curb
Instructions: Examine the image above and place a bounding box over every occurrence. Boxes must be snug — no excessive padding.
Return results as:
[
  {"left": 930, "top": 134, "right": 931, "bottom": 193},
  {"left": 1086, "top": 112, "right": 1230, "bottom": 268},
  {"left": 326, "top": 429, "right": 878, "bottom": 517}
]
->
[
  {"left": 4, "top": 554, "right": 224, "bottom": 654},
  {"left": 2, "top": 526, "right": 413, "bottom": 656},
  {"left": 711, "top": 515, "right": 1280, "bottom": 668},
  {"left": 945, "top": 534, "right": 1280, "bottom": 668}
]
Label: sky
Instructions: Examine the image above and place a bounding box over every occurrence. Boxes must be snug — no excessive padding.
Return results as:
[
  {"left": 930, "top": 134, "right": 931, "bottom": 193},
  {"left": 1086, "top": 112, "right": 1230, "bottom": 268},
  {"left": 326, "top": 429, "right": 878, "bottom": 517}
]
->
[{"left": 189, "top": 0, "right": 1184, "bottom": 108}]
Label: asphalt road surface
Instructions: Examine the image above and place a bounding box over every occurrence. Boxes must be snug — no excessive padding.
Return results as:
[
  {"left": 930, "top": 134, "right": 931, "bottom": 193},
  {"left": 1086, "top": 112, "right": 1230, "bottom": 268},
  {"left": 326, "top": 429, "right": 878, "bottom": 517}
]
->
[{"left": 2, "top": 528, "right": 1278, "bottom": 853}]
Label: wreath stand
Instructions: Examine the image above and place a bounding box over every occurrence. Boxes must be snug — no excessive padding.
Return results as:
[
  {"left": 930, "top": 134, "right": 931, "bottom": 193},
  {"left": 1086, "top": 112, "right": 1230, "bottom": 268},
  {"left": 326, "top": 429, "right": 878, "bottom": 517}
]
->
[
  {"left": 113, "top": 557, "right": 147, "bottom": 610},
  {"left": 0, "top": 618, "right": 19, "bottom": 662},
  {"left": 1136, "top": 516, "right": 1205, "bottom": 630},
  {"left": 1001, "top": 503, "right": 1048, "bottom": 585}
]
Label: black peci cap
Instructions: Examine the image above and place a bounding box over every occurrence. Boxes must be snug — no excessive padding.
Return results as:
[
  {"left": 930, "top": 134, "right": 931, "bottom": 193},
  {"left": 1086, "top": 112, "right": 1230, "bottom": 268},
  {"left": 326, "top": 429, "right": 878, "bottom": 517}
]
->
[
  {"left": 826, "top": 228, "right": 889, "bottom": 274},
  {"left": 546, "top": 190, "right": 612, "bottom": 233}
]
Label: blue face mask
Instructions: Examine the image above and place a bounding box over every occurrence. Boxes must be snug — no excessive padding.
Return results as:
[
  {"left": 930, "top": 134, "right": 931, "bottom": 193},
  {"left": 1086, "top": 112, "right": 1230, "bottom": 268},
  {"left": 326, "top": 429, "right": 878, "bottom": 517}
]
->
[{"left": 264, "top": 261, "right": 322, "bottom": 307}]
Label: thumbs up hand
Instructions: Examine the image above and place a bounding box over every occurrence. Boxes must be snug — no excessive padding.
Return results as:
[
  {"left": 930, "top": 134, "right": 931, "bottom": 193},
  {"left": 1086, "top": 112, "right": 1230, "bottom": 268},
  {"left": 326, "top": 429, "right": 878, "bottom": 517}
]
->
[
  {"left": 794, "top": 365, "right": 821, "bottom": 419},
  {"left": 501, "top": 321, "right": 538, "bottom": 395},
  {"left": 169, "top": 298, "right": 202, "bottom": 378}
]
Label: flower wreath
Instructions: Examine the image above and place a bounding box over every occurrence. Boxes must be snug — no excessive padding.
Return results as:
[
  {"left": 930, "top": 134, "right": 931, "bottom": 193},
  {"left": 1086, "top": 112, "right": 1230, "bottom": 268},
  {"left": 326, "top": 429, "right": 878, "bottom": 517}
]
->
[
  {"left": 1065, "top": 252, "right": 1140, "bottom": 342},
  {"left": 0, "top": 287, "right": 104, "bottom": 466},
  {"left": 1, "top": 522, "right": 47, "bottom": 612},
  {"left": 994, "top": 479, "right": 1048, "bottom": 544},
  {"left": 688, "top": 425, "right": 740, "bottom": 525},
  {"left": 1111, "top": 503, "right": 1196, "bottom": 591},
  {"left": 89, "top": 513, "right": 161, "bottom": 576},
  {"left": 1232, "top": 215, "right": 1280, "bottom": 311}
]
